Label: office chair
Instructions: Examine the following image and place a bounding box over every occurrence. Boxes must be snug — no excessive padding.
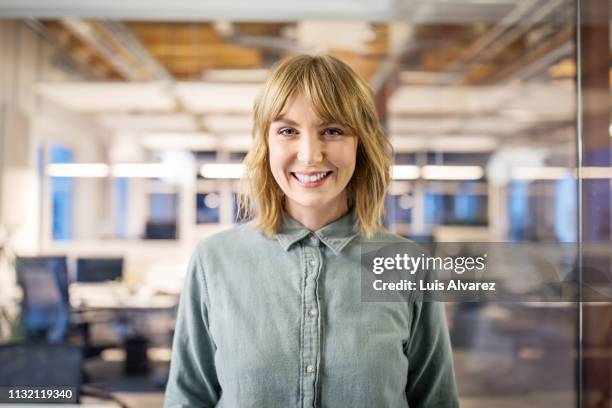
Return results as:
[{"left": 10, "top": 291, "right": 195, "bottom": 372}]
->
[
  {"left": 16, "top": 256, "right": 118, "bottom": 358},
  {"left": 16, "top": 256, "right": 70, "bottom": 343}
]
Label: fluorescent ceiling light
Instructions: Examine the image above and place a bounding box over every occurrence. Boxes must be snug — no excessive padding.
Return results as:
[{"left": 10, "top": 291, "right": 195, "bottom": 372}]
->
[
  {"left": 388, "top": 86, "right": 512, "bottom": 115},
  {"left": 47, "top": 163, "right": 109, "bottom": 178},
  {"left": 512, "top": 166, "right": 571, "bottom": 180},
  {"left": 200, "top": 163, "right": 245, "bottom": 179},
  {"left": 391, "top": 165, "right": 420, "bottom": 180},
  {"left": 513, "top": 167, "right": 612, "bottom": 180},
  {"left": 203, "top": 115, "right": 253, "bottom": 133},
  {"left": 98, "top": 114, "right": 198, "bottom": 131},
  {"left": 112, "top": 163, "right": 170, "bottom": 178},
  {"left": 390, "top": 136, "right": 427, "bottom": 152},
  {"left": 428, "top": 136, "right": 498, "bottom": 153},
  {"left": 582, "top": 167, "right": 612, "bottom": 179},
  {"left": 175, "top": 83, "right": 261, "bottom": 113},
  {"left": 202, "top": 69, "right": 269, "bottom": 82},
  {"left": 422, "top": 165, "right": 484, "bottom": 180},
  {"left": 37, "top": 82, "right": 176, "bottom": 112},
  {"left": 141, "top": 132, "right": 216, "bottom": 150},
  {"left": 388, "top": 84, "right": 574, "bottom": 117}
]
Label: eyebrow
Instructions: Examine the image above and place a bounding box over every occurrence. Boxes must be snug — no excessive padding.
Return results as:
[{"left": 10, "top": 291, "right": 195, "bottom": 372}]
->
[{"left": 272, "top": 116, "right": 342, "bottom": 127}]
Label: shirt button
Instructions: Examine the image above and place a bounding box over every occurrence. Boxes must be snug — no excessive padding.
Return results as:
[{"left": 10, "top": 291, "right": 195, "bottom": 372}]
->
[
  {"left": 309, "top": 234, "right": 319, "bottom": 246},
  {"left": 308, "top": 308, "right": 318, "bottom": 317},
  {"left": 306, "top": 365, "right": 316, "bottom": 374},
  {"left": 309, "top": 260, "right": 316, "bottom": 267}
]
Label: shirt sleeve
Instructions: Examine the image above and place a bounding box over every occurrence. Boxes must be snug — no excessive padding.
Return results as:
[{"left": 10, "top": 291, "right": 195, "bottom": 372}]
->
[
  {"left": 164, "top": 242, "right": 221, "bottom": 408},
  {"left": 404, "top": 300, "right": 459, "bottom": 408}
]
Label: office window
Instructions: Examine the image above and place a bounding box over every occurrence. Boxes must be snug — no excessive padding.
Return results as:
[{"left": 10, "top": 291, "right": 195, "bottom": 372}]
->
[
  {"left": 114, "top": 178, "right": 128, "bottom": 239},
  {"left": 49, "top": 144, "right": 73, "bottom": 240},
  {"left": 384, "top": 194, "right": 413, "bottom": 226},
  {"left": 230, "top": 152, "right": 247, "bottom": 161},
  {"left": 393, "top": 153, "right": 416, "bottom": 165},
  {"left": 426, "top": 152, "right": 490, "bottom": 166},
  {"left": 145, "top": 193, "right": 178, "bottom": 239},
  {"left": 194, "top": 151, "right": 217, "bottom": 161},
  {"left": 196, "top": 192, "right": 220, "bottom": 224},
  {"left": 509, "top": 180, "right": 569, "bottom": 242},
  {"left": 424, "top": 183, "right": 488, "bottom": 226},
  {"left": 555, "top": 177, "right": 577, "bottom": 243}
]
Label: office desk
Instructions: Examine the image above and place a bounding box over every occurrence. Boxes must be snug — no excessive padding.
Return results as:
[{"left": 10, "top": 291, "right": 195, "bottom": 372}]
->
[
  {"left": 69, "top": 283, "right": 178, "bottom": 376},
  {"left": 70, "top": 283, "right": 178, "bottom": 311}
]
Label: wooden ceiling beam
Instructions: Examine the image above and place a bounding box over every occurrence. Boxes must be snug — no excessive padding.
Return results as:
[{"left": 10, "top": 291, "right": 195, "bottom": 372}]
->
[
  {"left": 158, "top": 55, "right": 262, "bottom": 70},
  {"left": 128, "top": 22, "right": 224, "bottom": 43},
  {"left": 235, "top": 22, "right": 292, "bottom": 37},
  {"left": 147, "top": 44, "right": 262, "bottom": 57}
]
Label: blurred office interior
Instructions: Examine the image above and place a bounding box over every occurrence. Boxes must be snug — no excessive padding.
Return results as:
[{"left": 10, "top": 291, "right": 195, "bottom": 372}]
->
[{"left": 0, "top": 0, "right": 611, "bottom": 407}]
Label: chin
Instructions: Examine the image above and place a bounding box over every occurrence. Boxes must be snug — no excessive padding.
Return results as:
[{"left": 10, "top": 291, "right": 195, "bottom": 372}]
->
[
  {"left": 288, "top": 193, "right": 340, "bottom": 209},
  {"left": 291, "top": 198, "right": 329, "bottom": 209}
]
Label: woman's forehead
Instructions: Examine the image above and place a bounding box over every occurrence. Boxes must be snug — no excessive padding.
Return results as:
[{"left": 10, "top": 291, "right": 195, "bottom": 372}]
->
[{"left": 272, "top": 94, "right": 343, "bottom": 125}]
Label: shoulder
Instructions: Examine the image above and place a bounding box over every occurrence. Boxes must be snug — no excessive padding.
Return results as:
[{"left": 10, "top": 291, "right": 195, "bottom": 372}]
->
[
  {"left": 196, "top": 220, "right": 266, "bottom": 250},
  {"left": 193, "top": 221, "right": 270, "bottom": 260}
]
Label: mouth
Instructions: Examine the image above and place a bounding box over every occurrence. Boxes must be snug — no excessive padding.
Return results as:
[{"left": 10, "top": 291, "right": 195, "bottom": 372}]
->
[{"left": 290, "top": 171, "right": 333, "bottom": 188}]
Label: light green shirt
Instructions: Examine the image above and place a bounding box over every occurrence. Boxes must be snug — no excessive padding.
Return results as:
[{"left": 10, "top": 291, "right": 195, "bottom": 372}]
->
[{"left": 164, "top": 210, "right": 459, "bottom": 407}]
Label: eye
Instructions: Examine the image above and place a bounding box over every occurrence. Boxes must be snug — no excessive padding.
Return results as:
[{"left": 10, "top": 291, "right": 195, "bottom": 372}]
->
[
  {"left": 278, "top": 127, "right": 298, "bottom": 137},
  {"left": 322, "top": 127, "right": 344, "bottom": 137}
]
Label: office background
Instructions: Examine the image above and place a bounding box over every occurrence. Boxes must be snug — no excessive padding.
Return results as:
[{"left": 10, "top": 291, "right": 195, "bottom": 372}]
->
[{"left": 0, "top": 0, "right": 611, "bottom": 406}]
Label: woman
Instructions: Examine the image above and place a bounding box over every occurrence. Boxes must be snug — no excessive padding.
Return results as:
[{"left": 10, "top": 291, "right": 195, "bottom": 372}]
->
[{"left": 164, "top": 55, "right": 459, "bottom": 408}]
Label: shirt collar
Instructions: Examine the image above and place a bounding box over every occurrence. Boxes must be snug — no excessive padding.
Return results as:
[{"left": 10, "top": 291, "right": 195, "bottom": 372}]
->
[{"left": 275, "top": 209, "right": 359, "bottom": 255}]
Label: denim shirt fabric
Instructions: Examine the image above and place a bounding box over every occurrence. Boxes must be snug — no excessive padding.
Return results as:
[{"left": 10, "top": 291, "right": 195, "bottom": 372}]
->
[{"left": 164, "top": 211, "right": 459, "bottom": 408}]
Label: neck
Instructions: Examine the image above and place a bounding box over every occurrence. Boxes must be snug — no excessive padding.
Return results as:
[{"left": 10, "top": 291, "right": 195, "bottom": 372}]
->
[{"left": 285, "top": 197, "right": 349, "bottom": 232}]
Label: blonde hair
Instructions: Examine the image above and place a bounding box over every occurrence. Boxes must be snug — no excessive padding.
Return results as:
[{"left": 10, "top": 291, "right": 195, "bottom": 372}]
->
[{"left": 239, "top": 54, "right": 392, "bottom": 238}]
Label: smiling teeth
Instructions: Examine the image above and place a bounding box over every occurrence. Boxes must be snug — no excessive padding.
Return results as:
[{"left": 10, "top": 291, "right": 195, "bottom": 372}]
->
[{"left": 294, "top": 172, "right": 328, "bottom": 183}]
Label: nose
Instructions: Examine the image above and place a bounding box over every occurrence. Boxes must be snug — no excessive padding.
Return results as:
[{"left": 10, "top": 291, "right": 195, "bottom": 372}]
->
[{"left": 297, "top": 133, "right": 323, "bottom": 164}]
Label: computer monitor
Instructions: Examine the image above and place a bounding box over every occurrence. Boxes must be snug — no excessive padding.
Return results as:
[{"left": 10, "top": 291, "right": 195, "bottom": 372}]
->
[
  {"left": 76, "top": 257, "right": 123, "bottom": 283},
  {"left": 144, "top": 221, "right": 177, "bottom": 239}
]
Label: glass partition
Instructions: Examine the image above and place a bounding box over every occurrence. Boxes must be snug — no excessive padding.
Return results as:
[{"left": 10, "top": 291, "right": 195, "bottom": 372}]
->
[{"left": 3, "top": 0, "right": 611, "bottom": 405}]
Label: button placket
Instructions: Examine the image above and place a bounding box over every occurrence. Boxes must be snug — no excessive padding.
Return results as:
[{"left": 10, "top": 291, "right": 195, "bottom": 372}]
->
[{"left": 301, "top": 236, "right": 322, "bottom": 407}]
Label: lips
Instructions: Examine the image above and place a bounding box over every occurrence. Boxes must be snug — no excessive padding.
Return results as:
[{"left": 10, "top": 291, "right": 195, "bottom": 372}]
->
[{"left": 290, "top": 171, "right": 333, "bottom": 186}]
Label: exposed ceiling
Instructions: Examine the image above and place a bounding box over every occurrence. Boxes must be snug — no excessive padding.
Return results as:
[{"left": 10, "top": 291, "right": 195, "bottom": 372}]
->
[
  {"left": 24, "top": 0, "right": 578, "bottom": 84},
  {"left": 13, "top": 0, "right": 596, "bottom": 153},
  {"left": 0, "top": 0, "right": 523, "bottom": 22}
]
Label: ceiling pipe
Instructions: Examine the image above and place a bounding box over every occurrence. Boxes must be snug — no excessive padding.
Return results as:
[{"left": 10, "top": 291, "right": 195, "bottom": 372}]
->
[{"left": 98, "top": 21, "right": 174, "bottom": 82}]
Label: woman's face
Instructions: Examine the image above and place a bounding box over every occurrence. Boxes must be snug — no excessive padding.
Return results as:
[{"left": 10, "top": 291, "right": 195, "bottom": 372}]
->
[{"left": 268, "top": 92, "right": 358, "bottom": 214}]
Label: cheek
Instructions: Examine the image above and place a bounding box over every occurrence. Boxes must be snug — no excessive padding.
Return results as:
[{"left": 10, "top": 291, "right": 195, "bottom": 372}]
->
[
  {"left": 267, "top": 142, "right": 289, "bottom": 178},
  {"left": 330, "top": 140, "right": 358, "bottom": 173}
]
